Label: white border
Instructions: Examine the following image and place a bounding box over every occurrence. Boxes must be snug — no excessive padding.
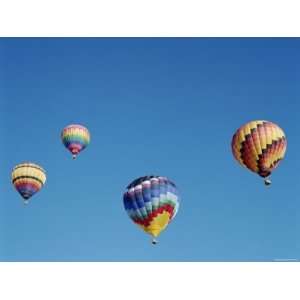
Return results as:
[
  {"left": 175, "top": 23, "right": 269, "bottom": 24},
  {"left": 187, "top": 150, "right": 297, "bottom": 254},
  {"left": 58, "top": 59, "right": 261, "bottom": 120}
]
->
[
  {"left": 0, "top": 263, "right": 299, "bottom": 300},
  {"left": 0, "top": 0, "right": 300, "bottom": 36},
  {"left": 0, "top": 1, "right": 299, "bottom": 299}
]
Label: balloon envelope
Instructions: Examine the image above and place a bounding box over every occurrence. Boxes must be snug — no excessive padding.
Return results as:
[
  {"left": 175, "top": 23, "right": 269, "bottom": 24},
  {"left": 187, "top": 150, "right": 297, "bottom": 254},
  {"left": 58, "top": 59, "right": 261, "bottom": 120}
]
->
[
  {"left": 123, "top": 175, "right": 180, "bottom": 240},
  {"left": 231, "top": 120, "right": 287, "bottom": 180},
  {"left": 12, "top": 162, "right": 46, "bottom": 203},
  {"left": 61, "top": 124, "right": 90, "bottom": 159}
]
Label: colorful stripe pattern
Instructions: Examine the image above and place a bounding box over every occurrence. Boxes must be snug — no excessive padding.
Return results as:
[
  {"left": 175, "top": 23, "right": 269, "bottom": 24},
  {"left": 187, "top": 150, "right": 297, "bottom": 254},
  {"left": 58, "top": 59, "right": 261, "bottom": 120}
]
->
[
  {"left": 123, "top": 176, "right": 180, "bottom": 238},
  {"left": 12, "top": 162, "right": 46, "bottom": 202},
  {"left": 61, "top": 124, "right": 90, "bottom": 159},
  {"left": 231, "top": 120, "right": 287, "bottom": 178}
]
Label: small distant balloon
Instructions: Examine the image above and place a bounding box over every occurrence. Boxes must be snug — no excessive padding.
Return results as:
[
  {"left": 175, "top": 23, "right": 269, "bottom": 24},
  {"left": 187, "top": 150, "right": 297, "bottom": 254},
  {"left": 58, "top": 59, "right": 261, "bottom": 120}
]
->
[
  {"left": 231, "top": 120, "right": 287, "bottom": 186},
  {"left": 61, "top": 124, "right": 90, "bottom": 159},
  {"left": 11, "top": 162, "right": 46, "bottom": 204},
  {"left": 123, "top": 175, "right": 180, "bottom": 244}
]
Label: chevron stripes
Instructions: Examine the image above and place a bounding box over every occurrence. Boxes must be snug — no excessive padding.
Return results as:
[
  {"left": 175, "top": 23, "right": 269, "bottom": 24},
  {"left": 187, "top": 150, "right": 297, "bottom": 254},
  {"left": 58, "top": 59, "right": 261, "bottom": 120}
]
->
[
  {"left": 123, "top": 176, "right": 180, "bottom": 238},
  {"left": 232, "top": 121, "right": 287, "bottom": 179}
]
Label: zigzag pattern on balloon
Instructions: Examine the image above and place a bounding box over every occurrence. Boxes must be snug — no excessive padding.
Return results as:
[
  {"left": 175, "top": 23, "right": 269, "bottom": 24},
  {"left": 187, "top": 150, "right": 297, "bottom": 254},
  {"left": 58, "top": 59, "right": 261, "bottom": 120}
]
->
[
  {"left": 123, "top": 176, "right": 179, "bottom": 238},
  {"left": 231, "top": 120, "right": 287, "bottom": 178}
]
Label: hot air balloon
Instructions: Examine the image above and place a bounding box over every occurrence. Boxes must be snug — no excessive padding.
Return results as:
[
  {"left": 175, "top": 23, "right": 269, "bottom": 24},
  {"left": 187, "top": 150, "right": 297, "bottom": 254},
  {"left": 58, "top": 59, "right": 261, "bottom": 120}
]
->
[
  {"left": 61, "top": 124, "right": 90, "bottom": 159},
  {"left": 11, "top": 162, "right": 46, "bottom": 204},
  {"left": 231, "top": 120, "right": 287, "bottom": 186},
  {"left": 123, "top": 175, "right": 180, "bottom": 244}
]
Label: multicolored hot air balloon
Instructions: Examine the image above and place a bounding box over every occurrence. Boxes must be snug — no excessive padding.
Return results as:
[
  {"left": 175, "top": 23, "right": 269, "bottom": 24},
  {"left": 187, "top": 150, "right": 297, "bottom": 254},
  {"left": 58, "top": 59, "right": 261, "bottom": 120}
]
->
[
  {"left": 123, "top": 175, "right": 180, "bottom": 244},
  {"left": 231, "top": 120, "right": 287, "bottom": 186},
  {"left": 61, "top": 124, "right": 90, "bottom": 159},
  {"left": 11, "top": 162, "right": 46, "bottom": 204}
]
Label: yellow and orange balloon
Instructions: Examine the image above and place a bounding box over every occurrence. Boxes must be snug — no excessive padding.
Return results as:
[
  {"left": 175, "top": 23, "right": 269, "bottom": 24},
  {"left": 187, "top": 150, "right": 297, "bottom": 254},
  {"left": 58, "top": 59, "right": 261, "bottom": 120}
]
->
[{"left": 231, "top": 120, "right": 287, "bottom": 185}]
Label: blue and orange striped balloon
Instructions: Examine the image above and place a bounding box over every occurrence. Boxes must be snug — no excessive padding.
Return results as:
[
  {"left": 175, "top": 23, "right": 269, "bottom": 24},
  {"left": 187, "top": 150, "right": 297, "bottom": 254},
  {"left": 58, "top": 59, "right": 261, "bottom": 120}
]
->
[
  {"left": 61, "top": 124, "right": 90, "bottom": 159},
  {"left": 123, "top": 175, "right": 180, "bottom": 244}
]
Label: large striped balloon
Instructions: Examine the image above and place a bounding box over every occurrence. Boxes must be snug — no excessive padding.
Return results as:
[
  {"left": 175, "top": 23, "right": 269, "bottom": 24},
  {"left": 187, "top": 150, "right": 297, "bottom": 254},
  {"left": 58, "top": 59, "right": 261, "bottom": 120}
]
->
[
  {"left": 123, "top": 175, "right": 180, "bottom": 244},
  {"left": 231, "top": 120, "right": 287, "bottom": 185},
  {"left": 61, "top": 124, "right": 90, "bottom": 159},
  {"left": 12, "top": 162, "right": 46, "bottom": 204}
]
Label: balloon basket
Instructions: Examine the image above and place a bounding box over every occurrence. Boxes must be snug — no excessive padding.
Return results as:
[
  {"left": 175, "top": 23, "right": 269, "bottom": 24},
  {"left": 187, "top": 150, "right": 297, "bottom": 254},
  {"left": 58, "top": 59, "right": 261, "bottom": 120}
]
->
[
  {"left": 151, "top": 238, "right": 158, "bottom": 245},
  {"left": 264, "top": 178, "right": 272, "bottom": 186}
]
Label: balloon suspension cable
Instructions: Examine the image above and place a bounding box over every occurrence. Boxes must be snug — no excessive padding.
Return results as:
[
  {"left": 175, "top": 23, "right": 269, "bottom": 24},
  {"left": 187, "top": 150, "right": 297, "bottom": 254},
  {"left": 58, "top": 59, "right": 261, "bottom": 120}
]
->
[
  {"left": 151, "top": 238, "right": 158, "bottom": 245},
  {"left": 264, "top": 177, "right": 272, "bottom": 186}
]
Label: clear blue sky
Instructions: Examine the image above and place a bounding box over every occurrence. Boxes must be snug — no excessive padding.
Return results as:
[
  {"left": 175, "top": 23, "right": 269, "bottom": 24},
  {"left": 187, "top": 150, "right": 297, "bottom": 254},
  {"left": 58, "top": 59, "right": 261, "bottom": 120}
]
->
[{"left": 0, "top": 38, "right": 299, "bottom": 261}]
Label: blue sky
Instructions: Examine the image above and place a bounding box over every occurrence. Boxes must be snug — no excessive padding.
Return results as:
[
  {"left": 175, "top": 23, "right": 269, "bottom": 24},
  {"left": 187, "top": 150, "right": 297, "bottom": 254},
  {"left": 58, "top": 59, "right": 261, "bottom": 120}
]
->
[{"left": 0, "top": 38, "right": 299, "bottom": 261}]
